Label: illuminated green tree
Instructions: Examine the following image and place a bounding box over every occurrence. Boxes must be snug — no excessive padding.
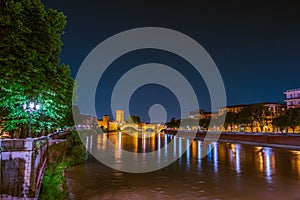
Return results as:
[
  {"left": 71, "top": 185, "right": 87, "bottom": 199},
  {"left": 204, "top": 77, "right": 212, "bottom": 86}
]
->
[{"left": 0, "top": 0, "right": 74, "bottom": 138}]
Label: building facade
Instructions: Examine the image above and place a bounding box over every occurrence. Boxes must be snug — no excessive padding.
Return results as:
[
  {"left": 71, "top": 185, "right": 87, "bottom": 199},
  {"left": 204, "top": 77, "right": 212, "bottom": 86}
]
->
[
  {"left": 200, "top": 112, "right": 219, "bottom": 119},
  {"left": 218, "top": 102, "right": 285, "bottom": 132},
  {"left": 98, "top": 115, "right": 119, "bottom": 131},
  {"left": 77, "top": 115, "right": 98, "bottom": 130},
  {"left": 284, "top": 88, "right": 300, "bottom": 109},
  {"left": 218, "top": 105, "right": 244, "bottom": 115}
]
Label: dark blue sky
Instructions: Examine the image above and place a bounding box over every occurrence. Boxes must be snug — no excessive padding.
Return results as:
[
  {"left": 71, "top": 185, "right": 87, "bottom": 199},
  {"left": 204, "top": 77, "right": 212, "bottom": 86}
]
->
[{"left": 43, "top": 0, "right": 300, "bottom": 122}]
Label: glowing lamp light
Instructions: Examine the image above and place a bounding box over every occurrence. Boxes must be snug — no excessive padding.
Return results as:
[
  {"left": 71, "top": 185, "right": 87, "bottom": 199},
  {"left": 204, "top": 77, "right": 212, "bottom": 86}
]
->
[
  {"left": 23, "top": 101, "right": 42, "bottom": 138},
  {"left": 29, "top": 102, "right": 34, "bottom": 109},
  {"left": 35, "top": 104, "right": 41, "bottom": 110}
]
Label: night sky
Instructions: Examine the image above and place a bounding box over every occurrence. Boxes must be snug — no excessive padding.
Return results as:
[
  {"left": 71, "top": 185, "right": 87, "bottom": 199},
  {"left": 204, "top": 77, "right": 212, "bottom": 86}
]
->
[{"left": 42, "top": 0, "right": 300, "bottom": 122}]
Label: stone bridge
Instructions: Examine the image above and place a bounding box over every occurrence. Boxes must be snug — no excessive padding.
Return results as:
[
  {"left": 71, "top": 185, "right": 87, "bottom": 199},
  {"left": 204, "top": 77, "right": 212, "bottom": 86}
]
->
[
  {"left": 120, "top": 123, "right": 166, "bottom": 132},
  {"left": 0, "top": 132, "right": 68, "bottom": 199}
]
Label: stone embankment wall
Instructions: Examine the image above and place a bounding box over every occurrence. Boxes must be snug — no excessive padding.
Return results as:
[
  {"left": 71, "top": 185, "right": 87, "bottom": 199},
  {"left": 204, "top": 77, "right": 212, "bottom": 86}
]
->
[
  {"left": 215, "top": 133, "right": 300, "bottom": 146},
  {"left": 0, "top": 137, "right": 48, "bottom": 200},
  {"left": 165, "top": 131, "right": 300, "bottom": 146}
]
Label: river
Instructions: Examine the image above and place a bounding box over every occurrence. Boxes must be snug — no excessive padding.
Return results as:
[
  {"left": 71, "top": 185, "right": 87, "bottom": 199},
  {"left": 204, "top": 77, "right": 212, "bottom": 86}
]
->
[{"left": 65, "top": 132, "right": 300, "bottom": 200}]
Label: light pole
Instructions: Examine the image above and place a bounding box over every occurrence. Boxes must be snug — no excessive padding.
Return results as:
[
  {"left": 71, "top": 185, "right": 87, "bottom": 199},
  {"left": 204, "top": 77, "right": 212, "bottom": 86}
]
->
[{"left": 23, "top": 101, "right": 41, "bottom": 138}]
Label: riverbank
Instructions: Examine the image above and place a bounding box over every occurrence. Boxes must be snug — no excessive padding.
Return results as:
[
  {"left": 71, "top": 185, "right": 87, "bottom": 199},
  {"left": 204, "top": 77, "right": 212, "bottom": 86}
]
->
[
  {"left": 164, "top": 131, "right": 300, "bottom": 149},
  {"left": 39, "top": 130, "right": 88, "bottom": 200}
]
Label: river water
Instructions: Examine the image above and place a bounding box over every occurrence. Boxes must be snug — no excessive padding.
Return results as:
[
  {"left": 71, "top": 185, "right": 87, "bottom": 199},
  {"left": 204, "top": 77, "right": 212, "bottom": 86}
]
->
[{"left": 65, "top": 132, "right": 300, "bottom": 200}]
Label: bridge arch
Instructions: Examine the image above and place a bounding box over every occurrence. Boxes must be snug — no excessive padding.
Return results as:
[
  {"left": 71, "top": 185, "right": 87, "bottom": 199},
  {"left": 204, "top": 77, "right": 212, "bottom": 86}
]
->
[{"left": 120, "top": 124, "right": 166, "bottom": 132}]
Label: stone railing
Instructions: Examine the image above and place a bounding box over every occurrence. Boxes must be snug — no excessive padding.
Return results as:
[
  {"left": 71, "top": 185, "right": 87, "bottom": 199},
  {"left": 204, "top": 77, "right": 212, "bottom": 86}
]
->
[{"left": 0, "top": 133, "right": 65, "bottom": 200}]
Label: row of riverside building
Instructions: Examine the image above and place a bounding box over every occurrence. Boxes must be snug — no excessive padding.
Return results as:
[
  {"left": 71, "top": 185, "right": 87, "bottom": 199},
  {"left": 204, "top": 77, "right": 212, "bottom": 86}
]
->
[
  {"left": 35, "top": 88, "right": 300, "bottom": 133},
  {"left": 188, "top": 88, "right": 300, "bottom": 133}
]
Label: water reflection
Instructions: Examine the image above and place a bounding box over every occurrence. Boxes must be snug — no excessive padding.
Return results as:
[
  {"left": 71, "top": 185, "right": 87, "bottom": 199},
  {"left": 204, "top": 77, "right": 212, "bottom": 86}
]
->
[
  {"left": 85, "top": 132, "right": 300, "bottom": 180},
  {"left": 263, "top": 147, "right": 273, "bottom": 183},
  {"left": 186, "top": 139, "right": 190, "bottom": 169},
  {"left": 213, "top": 142, "right": 218, "bottom": 172},
  {"left": 255, "top": 147, "right": 276, "bottom": 183},
  {"left": 291, "top": 151, "right": 300, "bottom": 179},
  {"left": 235, "top": 144, "right": 241, "bottom": 174},
  {"left": 69, "top": 132, "right": 300, "bottom": 199},
  {"left": 230, "top": 144, "right": 241, "bottom": 174},
  {"left": 197, "top": 140, "right": 202, "bottom": 170}
]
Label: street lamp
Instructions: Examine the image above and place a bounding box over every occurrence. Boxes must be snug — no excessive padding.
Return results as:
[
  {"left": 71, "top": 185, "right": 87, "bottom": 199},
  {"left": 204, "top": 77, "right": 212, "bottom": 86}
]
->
[{"left": 23, "top": 101, "right": 41, "bottom": 138}]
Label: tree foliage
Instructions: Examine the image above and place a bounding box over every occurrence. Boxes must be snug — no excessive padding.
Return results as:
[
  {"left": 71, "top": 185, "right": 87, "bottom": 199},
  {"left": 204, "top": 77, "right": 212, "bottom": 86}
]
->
[
  {"left": 179, "top": 118, "right": 199, "bottom": 129},
  {"left": 0, "top": 0, "right": 74, "bottom": 138},
  {"left": 273, "top": 108, "right": 300, "bottom": 133},
  {"left": 199, "top": 117, "right": 210, "bottom": 130},
  {"left": 223, "top": 112, "right": 238, "bottom": 130},
  {"left": 238, "top": 104, "right": 271, "bottom": 132},
  {"left": 127, "top": 115, "right": 141, "bottom": 124},
  {"left": 165, "top": 117, "right": 180, "bottom": 129},
  {"left": 272, "top": 114, "right": 288, "bottom": 132}
]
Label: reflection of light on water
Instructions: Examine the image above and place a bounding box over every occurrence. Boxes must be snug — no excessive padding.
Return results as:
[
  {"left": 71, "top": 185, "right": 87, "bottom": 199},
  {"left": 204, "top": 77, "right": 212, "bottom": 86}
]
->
[
  {"left": 255, "top": 146, "right": 264, "bottom": 173},
  {"left": 263, "top": 147, "right": 274, "bottom": 184},
  {"left": 86, "top": 136, "right": 89, "bottom": 152},
  {"left": 235, "top": 144, "right": 241, "bottom": 174},
  {"left": 230, "top": 144, "right": 241, "bottom": 174},
  {"left": 134, "top": 132, "right": 138, "bottom": 153},
  {"left": 186, "top": 140, "right": 190, "bottom": 163},
  {"left": 255, "top": 146, "right": 263, "bottom": 152},
  {"left": 151, "top": 133, "right": 155, "bottom": 151},
  {"left": 290, "top": 151, "right": 300, "bottom": 178},
  {"left": 102, "top": 133, "right": 107, "bottom": 150},
  {"left": 85, "top": 134, "right": 93, "bottom": 152},
  {"left": 158, "top": 133, "right": 161, "bottom": 153},
  {"left": 174, "top": 136, "right": 177, "bottom": 157},
  {"left": 197, "top": 140, "right": 202, "bottom": 170},
  {"left": 164, "top": 135, "right": 168, "bottom": 156},
  {"left": 97, "top": 134, "right": 101, "bottom": 150},
  {"left": 179, "top": 138, "right": 182, "bottom": 156},
  {"left": 191, "top": 141, "right": 197, "bottom": 159},
  {"left": 143, "top": 133, "right": 146, "bottom": 153},
  {"left": 207, "top": 144, "right": 212, "bottom": 160},
  {"left": 197, "top": 141, "right": 201, "bottom": 160},
  {"left": 213, "top": 142, "right": 218, "bottom": 172},
  {"left": 157, "top": 133, "right": 161, "bottom": 163},
  {"left": 118, "top": 132, "right": 122, "bottom": 149},
  {"left": 90, "top": 135, "right": 93, "bottom": 151}
]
